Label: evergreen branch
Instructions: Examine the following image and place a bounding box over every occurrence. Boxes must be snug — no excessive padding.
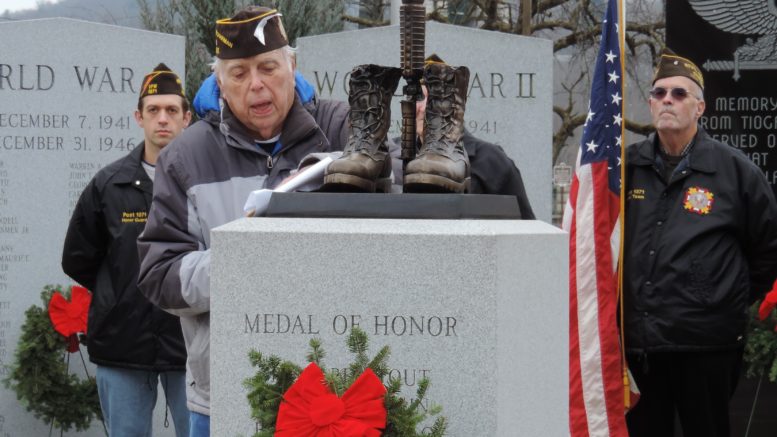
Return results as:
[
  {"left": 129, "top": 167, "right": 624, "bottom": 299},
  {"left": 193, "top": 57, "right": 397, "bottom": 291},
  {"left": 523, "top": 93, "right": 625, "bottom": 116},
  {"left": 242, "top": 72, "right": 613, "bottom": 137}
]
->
[
  {"left": 744, "top": 302, "right": 777, "bottom": 382},
  {"left": 367, "top": 345, "right": 391, "bottom": 378},
  {"left": 306, "top": 338, "right": 325, "bottom": 364},
  {"left": 347, "top": 327, "right": 371, "bottom": 386}
]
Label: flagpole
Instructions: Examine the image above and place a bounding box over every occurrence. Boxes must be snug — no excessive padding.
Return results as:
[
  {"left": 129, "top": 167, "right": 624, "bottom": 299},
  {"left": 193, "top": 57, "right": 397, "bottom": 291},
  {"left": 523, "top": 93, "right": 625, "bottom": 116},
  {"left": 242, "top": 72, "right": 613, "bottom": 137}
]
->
[{"left": 616, "top": 0, "right": 630, "bottom": 410}]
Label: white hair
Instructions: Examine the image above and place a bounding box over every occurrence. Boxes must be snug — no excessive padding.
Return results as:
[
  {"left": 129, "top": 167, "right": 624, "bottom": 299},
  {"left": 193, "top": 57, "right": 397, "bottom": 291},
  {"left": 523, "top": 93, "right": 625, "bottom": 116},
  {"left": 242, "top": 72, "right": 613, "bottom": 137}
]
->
[{"left": 686, "top": 78, "right": 705, "bottom": 101}]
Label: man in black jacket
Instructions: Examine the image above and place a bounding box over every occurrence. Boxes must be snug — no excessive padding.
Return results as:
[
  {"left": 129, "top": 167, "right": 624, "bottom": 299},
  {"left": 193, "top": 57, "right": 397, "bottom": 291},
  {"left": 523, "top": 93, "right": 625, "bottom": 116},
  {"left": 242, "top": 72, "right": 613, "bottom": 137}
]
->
[
  {"left": 623, "top": 48, "right": 777, "bottom": 437},
  {"left": 62, "top": 64, "right": 191, "bottom": 437}
]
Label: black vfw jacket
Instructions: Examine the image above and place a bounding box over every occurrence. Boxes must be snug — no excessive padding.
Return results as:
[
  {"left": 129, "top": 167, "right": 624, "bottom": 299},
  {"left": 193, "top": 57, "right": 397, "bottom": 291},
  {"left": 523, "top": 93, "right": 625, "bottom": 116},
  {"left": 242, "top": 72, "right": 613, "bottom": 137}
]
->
[
  {"left": 623, "top": 128, "right": 777, "bottom": 354},
  {"left": 62, "top": 143, "right": 186, "bottom": 370}
]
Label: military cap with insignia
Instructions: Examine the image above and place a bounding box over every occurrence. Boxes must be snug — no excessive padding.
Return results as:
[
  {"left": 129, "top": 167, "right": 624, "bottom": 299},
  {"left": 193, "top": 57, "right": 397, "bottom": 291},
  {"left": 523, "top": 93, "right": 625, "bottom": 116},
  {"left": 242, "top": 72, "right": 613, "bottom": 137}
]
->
[
  {"left": 215, "top": 6, "right": 289, "bottom": 59},
  {"left": 139, "top": 63, "right": 185, "bottom": 104},
  {"left": 653, "top": 47, "right": 705, "bottom": 90}
]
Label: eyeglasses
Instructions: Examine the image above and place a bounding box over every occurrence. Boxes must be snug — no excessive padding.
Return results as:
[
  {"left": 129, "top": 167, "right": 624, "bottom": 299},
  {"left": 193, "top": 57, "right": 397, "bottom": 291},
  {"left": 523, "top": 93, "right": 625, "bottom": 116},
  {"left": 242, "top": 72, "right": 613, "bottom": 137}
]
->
[{"left": 649, "top": 87, "right": 697, "bottom": 100}]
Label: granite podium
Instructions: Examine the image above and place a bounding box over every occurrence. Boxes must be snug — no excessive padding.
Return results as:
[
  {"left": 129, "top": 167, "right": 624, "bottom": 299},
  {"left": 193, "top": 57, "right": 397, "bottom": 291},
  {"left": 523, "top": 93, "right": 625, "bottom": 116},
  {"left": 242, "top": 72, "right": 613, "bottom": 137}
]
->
[{"left": 210, "top": 217, "right": 568, "bottom": 436}]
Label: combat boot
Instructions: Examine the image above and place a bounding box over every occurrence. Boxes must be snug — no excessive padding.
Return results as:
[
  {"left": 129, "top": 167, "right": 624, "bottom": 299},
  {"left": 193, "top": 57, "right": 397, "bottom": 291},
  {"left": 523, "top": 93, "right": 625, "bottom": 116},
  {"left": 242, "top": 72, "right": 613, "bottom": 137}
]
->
[
  {"left": 323, "top": 64, "right": 402, "bottom": 192},
  {"left": 404, "top": 63, "right": 470, "bottom": 193}
]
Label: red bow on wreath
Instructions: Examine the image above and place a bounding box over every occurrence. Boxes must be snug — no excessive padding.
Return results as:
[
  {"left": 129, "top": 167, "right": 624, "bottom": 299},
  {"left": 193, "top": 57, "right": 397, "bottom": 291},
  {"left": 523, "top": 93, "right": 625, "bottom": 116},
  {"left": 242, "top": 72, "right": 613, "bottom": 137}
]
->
[
  {"left": 758, "top": 278, "right": 777, "bottom": 331},
  {"left": 275, "top": 362, "right": 387, "bottom": 437},
  {"left": 48, "top": 285, "right": 91, "bottom": 352}
]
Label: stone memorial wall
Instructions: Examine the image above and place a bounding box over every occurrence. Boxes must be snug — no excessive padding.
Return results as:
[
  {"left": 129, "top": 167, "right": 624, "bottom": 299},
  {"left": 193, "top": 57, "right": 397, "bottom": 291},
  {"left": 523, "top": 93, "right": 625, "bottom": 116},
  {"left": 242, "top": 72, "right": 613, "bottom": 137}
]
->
[
  {"left": 297, "top": 22, "right": 553, "bottom": 222},
  {"left": 0, "top": 18, "right": 184, "bottom": 436}
]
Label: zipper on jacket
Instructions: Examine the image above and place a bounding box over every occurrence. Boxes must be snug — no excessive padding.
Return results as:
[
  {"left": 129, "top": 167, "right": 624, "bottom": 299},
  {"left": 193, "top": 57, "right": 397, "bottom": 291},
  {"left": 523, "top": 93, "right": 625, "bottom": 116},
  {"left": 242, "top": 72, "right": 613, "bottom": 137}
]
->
[{"left": 266, "top": 155, "right": 274, "bottom": 169}]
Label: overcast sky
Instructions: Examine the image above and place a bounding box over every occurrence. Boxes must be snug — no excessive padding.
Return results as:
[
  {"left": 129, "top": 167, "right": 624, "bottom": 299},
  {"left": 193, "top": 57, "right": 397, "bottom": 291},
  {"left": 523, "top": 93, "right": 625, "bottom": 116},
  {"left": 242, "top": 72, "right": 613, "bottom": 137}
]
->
[{"left": 3, "top": 0, "right": 58, "bottom": 13}]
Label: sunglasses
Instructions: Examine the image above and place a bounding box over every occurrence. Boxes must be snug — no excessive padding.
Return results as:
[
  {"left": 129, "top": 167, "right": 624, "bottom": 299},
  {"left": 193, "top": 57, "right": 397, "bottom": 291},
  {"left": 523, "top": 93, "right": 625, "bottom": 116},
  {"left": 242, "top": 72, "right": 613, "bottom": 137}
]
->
[{"left": 649, "top": 87, "right": 696, "bottom": 100}]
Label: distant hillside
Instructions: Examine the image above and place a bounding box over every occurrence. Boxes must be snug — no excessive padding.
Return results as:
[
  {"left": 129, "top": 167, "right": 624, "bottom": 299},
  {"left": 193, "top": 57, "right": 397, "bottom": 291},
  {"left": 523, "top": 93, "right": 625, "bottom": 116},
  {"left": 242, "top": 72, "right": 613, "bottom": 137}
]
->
[{"left": 1, "top": 0, "right": 144, "bottom": 28}]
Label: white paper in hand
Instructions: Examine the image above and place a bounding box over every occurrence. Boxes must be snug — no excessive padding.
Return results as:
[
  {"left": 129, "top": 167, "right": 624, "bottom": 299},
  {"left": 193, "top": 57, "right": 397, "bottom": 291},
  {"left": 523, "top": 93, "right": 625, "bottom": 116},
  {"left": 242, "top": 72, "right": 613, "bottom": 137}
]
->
[{"left": 243, "top": 156, "right": 333, "bottom": 216}]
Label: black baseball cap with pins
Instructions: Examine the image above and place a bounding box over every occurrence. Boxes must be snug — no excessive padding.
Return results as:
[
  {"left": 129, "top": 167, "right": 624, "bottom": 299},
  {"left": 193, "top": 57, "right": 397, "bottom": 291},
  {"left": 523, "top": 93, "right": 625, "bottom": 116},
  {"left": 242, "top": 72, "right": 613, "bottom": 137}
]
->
[{"left": 215, "top": 6, "right": 289, "bottom": 60}]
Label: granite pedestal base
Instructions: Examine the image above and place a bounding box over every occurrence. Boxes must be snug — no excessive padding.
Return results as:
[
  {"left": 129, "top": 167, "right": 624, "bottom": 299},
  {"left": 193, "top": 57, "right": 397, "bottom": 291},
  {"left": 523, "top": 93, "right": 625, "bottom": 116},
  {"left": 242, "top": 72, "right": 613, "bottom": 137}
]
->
[{"left": 211, "top": 218, "right": 568, "bottom": 436}]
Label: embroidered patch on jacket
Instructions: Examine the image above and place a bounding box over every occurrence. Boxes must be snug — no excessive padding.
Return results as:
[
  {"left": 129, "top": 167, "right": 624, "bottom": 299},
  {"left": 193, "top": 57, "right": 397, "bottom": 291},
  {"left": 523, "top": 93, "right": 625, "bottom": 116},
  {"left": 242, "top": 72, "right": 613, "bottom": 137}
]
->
[
  {"left": 121, "top": 211, "right": 148, "bottom": 223},
  {"left": 683, "top": 187, "right": 714, "bottom": 215},
  {"left": 627, "top": 189, "right": 646, "bottom": 201}
]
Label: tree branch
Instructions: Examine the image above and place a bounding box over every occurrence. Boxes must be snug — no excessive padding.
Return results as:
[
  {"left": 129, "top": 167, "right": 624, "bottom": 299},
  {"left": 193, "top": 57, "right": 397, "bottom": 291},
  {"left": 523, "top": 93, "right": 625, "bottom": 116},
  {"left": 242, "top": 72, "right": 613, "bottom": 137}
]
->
[
  {"left": 537, "top": 0, "right": 569, "bottom": 15},
  {"left": 341, "top": 14, "right": 389, "bottom": 27},
  {"left": 625, "top": 119, "right": 654, "bottom": 137},
  {"left": 553, "top": 24, "right": 601, "bottom": 52},
  {"left": 532, "top": 20, "right": 574, "bottom": 32}
]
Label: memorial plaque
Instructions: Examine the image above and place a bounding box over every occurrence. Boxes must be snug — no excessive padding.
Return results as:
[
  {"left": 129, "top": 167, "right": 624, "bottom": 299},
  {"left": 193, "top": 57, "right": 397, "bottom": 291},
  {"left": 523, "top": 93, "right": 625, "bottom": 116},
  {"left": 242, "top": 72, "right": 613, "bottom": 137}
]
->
[
  {"left": 0, "top": 18, "right": 184, "bottom": 436},
  {"left": 297, "top": 22, "right": 554, "bottom": 222},
  {"left": 667, "top": 1, "right": 777, "bottom": 194},
  {"left": 211, "top": 218, "right": 569, "bottom": 436},
  {"left": 667, "top": 4, "right": 777, "bottom": 434}
]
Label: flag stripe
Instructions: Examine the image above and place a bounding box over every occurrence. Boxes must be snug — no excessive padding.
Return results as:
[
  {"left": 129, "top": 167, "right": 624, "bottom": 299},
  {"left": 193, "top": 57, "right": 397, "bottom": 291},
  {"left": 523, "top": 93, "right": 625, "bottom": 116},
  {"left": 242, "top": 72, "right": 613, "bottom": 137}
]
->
[
  {"left": 566, "top": 0, "right": 629, "bottom": 436},
  {"left": 575, "top": 163, "right": 608, "bottom": 436},
  {"left": 570, "top": 162, "right": 628, "bottom": 437},
  {"left": 567, "top": 175, "right": 589, "bottom": 437},
  {"left": 577, "top": 162, "right": 625, "bottom": 436}
]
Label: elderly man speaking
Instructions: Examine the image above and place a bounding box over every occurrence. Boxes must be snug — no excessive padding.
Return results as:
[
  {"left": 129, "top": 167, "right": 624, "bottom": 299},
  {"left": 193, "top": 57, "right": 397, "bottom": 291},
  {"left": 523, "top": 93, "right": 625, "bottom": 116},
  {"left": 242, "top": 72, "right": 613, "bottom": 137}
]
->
[{"left": 137, "top": 7, "right": 349, "bottom": 436}]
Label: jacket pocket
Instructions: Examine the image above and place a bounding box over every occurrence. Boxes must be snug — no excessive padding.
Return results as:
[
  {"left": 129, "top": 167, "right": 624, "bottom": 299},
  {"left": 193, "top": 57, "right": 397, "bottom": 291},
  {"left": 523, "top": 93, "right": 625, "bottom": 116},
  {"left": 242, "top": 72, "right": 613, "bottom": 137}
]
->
[
  {"left": 187, "top": 313, "right": 211, "bottom": 398},
  {"left": 685, "top": 260, "right": 713, "bottom": 304}
]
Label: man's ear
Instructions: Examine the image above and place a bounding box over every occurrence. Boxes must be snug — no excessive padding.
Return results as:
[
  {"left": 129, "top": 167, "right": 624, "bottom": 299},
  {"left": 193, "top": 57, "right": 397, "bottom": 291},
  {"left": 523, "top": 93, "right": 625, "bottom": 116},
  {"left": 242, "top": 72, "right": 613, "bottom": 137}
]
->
[
  {"left": 215, "top": 74, "right": 224, "bottom": 99},
  {"left": 183, "top": 110, "right": 192, "bottom": 127},
  {"left": 134, "top": 109, "right": 143, "bottom": 127},
  {"left": 697, "top": 100, "right": 706, "bottom": 119}
]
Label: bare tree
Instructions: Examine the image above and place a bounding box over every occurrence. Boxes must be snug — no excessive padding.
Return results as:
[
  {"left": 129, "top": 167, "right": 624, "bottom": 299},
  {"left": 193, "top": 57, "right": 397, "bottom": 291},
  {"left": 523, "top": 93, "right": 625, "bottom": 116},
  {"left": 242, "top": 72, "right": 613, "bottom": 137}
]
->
[
  {"left": 268, "top": 0, "right": 345, "bottom": 45},
  {"left": 138, "top": 0, "right": 238, "bottom": 106},
  {"left": 343, "top": 0, "right": 390, "bottom": 27}
]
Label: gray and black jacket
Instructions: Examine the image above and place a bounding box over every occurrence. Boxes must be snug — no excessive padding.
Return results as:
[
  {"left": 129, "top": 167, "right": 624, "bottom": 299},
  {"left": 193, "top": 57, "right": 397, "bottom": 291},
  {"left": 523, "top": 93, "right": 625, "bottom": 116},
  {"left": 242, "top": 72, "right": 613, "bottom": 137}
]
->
[{"left": 137, "top": 95, "right": 349, "bottom": 415}]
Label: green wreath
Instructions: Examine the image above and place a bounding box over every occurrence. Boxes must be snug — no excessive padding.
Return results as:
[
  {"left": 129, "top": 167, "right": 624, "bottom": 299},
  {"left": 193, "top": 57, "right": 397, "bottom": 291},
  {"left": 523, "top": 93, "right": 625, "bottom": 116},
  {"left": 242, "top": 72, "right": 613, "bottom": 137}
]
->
[
  {"left": 2, "top": 285, "right": 102, "bottom": 432},
  {"left": 744, "top": 300, "right": 777, "bottom": 382},
  {"left": 244, "top": 327, "right": 447, "bottom": 437}
]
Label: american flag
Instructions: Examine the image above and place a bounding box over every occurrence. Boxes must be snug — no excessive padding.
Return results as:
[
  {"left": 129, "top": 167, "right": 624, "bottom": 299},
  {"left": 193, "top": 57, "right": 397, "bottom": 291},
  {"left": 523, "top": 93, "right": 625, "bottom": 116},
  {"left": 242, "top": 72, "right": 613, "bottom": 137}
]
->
[{"left": 562, "top": 0, "right": 633, "bottom": 436}]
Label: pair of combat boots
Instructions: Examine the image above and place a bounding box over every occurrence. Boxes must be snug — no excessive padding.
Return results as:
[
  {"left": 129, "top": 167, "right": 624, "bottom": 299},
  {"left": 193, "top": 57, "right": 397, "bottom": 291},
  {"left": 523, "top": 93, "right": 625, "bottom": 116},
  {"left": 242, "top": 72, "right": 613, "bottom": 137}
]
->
[{"left": 323, "top": 63, "right": 470, "bottom": 193}]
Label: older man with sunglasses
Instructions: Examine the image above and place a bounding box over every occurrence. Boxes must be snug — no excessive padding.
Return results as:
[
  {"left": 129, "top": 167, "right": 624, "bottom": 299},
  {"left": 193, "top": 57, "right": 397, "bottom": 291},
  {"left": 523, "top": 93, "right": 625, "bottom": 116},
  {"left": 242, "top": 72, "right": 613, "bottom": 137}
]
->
[{"left": 623, "top": 48, "right": 777, "bottom": 437}]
